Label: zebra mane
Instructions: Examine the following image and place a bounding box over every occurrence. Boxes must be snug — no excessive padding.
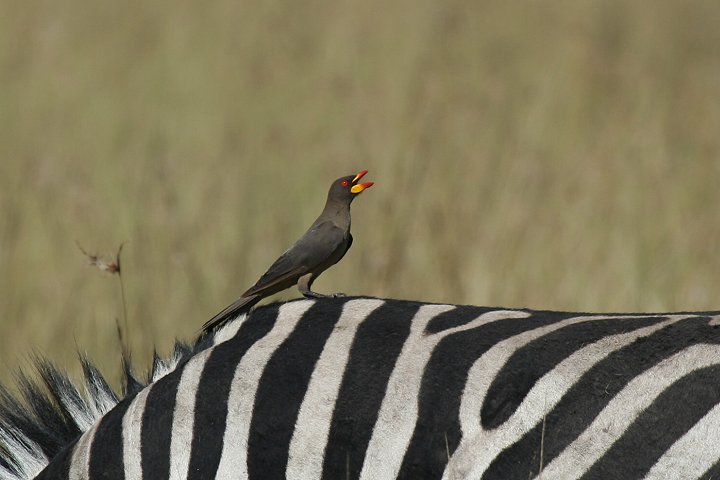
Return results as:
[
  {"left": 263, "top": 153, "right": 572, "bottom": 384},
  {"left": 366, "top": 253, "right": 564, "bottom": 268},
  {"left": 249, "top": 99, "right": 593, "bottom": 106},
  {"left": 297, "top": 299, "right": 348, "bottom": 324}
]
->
[{"left": 0, "top": 328, "right": 212, "bottom": 479}]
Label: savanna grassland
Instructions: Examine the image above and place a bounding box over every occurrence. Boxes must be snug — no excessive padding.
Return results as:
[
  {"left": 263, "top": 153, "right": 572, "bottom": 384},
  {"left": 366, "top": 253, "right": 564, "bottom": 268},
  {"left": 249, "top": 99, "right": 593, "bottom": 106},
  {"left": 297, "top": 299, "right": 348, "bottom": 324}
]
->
[{"left": 2, "top": 0, "right": 720, "bottom": 386}]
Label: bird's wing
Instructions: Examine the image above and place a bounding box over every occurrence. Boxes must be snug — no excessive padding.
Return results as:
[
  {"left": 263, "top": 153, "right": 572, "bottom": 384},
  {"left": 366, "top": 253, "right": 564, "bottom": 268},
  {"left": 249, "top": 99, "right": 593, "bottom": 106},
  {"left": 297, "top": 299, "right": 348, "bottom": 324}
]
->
[
  {"left": 242, "top": 221, "right": 345, "bottom": 296},
  {"left": 203, "top": 252, "right": 309, "bottom": 334},
  {"left": 202, "top": 222, "right": 347, "bottom": 335},
  {"left": 297, "top": 220, "right": 349, "bottom": 265},
  {"left": 242, "top": 257, "right": 309, "bottom": 298}
]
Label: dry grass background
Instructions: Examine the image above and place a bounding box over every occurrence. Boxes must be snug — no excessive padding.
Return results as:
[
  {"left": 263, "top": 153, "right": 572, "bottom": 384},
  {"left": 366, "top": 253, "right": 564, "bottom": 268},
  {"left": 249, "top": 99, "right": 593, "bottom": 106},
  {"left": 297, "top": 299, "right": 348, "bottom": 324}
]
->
[{"left": 2, "top": 0, "right": 720, "bottom": 386}]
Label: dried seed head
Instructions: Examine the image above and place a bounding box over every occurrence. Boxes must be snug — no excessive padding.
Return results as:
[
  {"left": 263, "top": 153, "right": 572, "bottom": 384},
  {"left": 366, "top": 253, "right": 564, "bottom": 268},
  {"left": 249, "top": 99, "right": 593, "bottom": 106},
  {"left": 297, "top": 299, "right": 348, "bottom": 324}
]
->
[{"left": 77, "top": 241, "right": 125, "bottom": 275}]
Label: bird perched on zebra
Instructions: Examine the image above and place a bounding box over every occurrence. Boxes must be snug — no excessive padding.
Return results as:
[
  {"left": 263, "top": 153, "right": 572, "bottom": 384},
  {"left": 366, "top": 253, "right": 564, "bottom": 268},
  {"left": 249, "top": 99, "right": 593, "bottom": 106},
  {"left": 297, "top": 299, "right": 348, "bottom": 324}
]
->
[{"left": 202, "top": 170, "right": 374, "bottom": 334}]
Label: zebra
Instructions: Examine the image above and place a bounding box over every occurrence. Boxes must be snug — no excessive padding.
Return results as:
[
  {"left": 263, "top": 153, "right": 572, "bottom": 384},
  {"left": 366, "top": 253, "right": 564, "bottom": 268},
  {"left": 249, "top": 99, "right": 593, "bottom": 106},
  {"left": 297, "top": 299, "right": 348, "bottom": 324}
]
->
[{"left": 2, "top": 296, "right": 720, "bottom": 479}]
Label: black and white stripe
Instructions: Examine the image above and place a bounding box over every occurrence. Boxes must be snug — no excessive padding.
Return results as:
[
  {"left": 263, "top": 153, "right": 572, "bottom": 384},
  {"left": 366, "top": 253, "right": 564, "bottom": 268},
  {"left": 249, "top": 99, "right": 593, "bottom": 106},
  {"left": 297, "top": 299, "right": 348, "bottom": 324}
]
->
[{"left": 3, "top": 297, "right": 720, "bottom": 479}]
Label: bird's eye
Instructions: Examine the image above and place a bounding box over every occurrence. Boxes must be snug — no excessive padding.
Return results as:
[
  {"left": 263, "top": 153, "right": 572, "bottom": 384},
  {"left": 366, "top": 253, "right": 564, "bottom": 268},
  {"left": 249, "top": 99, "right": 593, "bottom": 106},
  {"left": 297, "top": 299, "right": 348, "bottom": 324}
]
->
[{"left": 341, "top": 180, "right": 349, "bottom": 187}]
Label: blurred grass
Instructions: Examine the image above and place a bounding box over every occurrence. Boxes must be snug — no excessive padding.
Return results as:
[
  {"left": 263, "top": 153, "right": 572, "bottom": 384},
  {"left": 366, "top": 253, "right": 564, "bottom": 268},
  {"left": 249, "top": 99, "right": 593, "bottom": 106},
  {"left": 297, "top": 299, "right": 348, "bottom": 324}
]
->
[{"left": 2, "top": 0, "right": 720, "bottom": 386}]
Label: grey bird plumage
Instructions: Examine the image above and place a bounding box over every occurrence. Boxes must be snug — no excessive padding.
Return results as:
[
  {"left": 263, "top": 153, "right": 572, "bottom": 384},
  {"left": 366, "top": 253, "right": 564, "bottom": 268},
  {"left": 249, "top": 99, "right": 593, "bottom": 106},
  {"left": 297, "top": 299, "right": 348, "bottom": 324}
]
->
[{"left": 202, "top": 170, "right": 374, "bottom": 334}]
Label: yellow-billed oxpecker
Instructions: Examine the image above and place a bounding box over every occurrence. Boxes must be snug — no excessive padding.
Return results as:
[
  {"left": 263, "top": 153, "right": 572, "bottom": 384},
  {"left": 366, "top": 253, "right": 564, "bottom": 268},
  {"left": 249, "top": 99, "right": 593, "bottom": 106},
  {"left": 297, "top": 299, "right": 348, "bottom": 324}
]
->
[{"left": 202, "top": 170, "right": 374, "bottom": 333}]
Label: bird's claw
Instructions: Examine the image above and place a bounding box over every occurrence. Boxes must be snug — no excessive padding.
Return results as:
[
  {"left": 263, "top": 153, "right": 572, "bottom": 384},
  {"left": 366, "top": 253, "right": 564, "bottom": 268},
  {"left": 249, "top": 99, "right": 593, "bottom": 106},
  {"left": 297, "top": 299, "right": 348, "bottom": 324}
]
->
[{"left": 302, "top": 291, "right": 346, "bottom": 299}]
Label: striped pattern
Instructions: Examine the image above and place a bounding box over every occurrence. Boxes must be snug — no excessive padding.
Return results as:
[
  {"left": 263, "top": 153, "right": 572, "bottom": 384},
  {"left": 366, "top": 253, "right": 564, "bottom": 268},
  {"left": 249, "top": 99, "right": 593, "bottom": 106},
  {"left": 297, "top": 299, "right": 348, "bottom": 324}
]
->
[{"left": 21, "top": 297, "right": 720, "bottom": 479}]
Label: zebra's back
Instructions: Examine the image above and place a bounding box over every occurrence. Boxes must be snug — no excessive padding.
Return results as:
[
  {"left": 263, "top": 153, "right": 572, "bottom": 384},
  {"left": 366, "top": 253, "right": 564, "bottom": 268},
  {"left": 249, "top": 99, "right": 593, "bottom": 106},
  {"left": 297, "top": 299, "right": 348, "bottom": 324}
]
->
[{"left": 4, "top": 297, "right": 720, "bottom": 479}]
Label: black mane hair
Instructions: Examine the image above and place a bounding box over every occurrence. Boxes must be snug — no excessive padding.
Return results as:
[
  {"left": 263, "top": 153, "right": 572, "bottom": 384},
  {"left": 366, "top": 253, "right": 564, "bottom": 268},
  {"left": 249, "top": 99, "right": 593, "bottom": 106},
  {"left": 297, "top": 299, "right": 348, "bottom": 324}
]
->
[{"left": 0, "top": 336, "right": 202, "bottom": 479}]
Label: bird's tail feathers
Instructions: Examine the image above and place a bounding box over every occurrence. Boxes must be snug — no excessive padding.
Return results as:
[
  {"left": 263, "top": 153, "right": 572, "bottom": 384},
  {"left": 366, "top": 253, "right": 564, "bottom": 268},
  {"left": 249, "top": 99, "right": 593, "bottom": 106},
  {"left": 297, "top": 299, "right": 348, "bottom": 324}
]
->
[{"left": 201, "top": 294, "right": 261, "bottom": 335}]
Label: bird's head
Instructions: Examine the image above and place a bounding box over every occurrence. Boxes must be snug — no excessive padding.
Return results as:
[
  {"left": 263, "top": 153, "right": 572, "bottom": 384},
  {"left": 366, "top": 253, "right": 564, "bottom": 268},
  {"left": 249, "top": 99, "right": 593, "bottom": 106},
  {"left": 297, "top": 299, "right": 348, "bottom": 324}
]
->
[{"left": 328, "top": 170, "right": 374, "bottom": 204}]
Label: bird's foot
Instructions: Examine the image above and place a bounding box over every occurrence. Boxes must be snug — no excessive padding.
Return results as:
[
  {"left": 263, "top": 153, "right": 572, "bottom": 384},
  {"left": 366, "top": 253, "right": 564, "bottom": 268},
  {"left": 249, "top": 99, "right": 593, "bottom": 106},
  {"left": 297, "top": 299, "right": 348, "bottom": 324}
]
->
[{"left": 302, "top": 291, "right": 345, "bottom": 299}]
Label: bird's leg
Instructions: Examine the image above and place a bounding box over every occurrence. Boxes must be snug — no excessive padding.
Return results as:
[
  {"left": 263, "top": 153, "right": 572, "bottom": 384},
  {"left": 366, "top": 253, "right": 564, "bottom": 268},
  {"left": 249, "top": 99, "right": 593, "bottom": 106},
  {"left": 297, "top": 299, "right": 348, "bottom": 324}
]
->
[{"left": 298, "top": 273, "right": 345, "bottom": 298}]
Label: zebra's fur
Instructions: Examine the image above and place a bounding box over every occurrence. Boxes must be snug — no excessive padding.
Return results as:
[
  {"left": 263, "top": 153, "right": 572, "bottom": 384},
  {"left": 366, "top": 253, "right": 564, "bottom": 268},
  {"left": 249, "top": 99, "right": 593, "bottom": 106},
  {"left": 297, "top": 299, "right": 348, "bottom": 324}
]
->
[
  {"left": 0, "top": 339, "right": 202, "bottom": 480},
  {"left": 3, "top": 297, "right": 720, "bottom": 479}
]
